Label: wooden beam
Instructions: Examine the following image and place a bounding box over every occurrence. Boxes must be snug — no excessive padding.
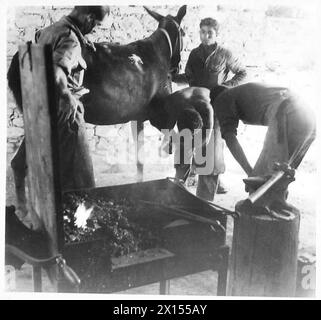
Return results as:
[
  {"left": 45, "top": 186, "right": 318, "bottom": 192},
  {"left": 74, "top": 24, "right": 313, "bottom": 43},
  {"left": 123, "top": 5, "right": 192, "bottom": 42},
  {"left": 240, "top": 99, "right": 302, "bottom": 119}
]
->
[
  {"left": 217, "top": 245, "right": 229, "bottom": 296},
  {"left": 32, "top": 266, "right": 42, "bottom": 292},
  {"left": 18, "top": 44, "right": 63, "bottom": 290}
]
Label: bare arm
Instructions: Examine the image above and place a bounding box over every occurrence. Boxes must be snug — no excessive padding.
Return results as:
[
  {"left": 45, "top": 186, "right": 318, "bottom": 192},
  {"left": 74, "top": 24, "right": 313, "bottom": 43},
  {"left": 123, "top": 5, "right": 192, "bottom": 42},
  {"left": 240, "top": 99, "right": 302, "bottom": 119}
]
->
[
  {"left": 224, "top": 132, "right": 252, "bottom": 175},
  {"left": 54, "top": 65, "right": 71, "bottom": 97},
  {"left": 54, "top": 65, "right": 81, "bottom": 123},
  {"left": 51, "top": 32, "right": 85, "bottom": 123}
]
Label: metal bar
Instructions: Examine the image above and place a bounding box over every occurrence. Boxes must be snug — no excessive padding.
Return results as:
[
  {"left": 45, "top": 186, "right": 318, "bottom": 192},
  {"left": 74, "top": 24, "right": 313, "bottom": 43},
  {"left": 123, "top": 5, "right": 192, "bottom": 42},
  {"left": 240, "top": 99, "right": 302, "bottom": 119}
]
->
[
  {"left": 140, "top": 200, "right": 225, "bottom": 231},
  {"left": 131, "top": 120, "right": 144, "bottom": 182},
  {"left": 32, "top": 266, "right": 42, "bottom": 292},
  {"left": 159, "top": 280, "right": 170, "bottom": 295}
]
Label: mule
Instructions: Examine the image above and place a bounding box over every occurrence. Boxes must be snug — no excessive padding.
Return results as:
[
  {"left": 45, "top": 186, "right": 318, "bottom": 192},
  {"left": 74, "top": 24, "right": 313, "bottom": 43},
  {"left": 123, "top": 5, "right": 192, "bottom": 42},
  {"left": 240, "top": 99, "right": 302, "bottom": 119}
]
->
[{"left": 7, "top": 6, "right": 187, "bottom": 223}]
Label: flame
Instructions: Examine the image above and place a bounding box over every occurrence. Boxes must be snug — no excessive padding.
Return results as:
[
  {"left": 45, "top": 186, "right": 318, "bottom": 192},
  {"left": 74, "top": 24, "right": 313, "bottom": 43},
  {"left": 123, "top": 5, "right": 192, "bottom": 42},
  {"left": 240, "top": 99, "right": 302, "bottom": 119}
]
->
[{"left": 74, "top": 202, "right": 94, "bottom": 229}]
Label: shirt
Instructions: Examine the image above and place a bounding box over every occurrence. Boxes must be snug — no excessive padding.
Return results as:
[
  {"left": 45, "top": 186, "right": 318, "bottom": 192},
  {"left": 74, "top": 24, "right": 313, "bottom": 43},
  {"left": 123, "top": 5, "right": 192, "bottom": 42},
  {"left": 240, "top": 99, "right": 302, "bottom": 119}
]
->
[
  {"left": 214, "top": 82, "right": 291, "bottom": 138},
  {"left": 185, "top": 43, "right": 247, "bottom": 89},
  {"left": 35, "top": 16, "right": 88, "bottom": 93}
]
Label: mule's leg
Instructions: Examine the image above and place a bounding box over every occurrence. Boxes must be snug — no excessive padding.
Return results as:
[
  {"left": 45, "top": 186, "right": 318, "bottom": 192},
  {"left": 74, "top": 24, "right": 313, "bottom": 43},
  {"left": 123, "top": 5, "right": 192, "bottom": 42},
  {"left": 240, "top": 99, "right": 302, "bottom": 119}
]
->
[{"left": 11, "top": 138, "right": 28, "bottom": 218}]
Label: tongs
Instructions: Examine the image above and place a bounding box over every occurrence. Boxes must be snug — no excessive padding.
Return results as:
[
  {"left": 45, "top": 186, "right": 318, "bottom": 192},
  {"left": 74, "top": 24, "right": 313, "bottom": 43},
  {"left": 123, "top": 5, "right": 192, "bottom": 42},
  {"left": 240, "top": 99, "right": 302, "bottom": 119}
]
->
[
  {"left": 203, "top": 200, "right": 240, "bottom": 219},
  {"left": 139, "top": 200, "right": 225, "bottom": 232}
]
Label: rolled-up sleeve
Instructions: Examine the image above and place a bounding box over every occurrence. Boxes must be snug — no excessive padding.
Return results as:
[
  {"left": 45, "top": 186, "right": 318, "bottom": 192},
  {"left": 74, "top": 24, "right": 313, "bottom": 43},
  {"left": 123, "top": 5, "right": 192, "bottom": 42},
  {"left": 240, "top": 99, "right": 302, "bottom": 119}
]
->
[{"left": 223, "top": 49, "right": 247, "bottom": 88}]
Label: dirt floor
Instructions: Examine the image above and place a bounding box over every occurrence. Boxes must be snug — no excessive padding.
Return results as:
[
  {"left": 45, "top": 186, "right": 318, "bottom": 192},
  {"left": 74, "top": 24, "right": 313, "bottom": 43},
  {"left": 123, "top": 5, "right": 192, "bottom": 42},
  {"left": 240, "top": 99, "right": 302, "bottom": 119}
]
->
[{"left": 5, "top": 125, "right": 316, "bottom": 295}]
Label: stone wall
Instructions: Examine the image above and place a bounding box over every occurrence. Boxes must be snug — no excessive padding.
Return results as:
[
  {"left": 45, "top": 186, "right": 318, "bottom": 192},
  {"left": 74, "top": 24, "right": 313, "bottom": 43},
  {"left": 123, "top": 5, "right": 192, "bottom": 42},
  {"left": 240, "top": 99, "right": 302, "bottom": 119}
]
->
[{"left": 6, "top": 4, "right": 317, "bottom": 176}]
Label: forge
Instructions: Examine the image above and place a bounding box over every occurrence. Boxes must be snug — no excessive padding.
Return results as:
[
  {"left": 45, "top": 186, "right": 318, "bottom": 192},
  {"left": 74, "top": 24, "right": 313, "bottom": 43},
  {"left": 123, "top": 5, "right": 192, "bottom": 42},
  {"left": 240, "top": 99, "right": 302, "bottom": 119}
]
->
[{"left": 61, "top": 178, "right": 228, "bottom": 294}]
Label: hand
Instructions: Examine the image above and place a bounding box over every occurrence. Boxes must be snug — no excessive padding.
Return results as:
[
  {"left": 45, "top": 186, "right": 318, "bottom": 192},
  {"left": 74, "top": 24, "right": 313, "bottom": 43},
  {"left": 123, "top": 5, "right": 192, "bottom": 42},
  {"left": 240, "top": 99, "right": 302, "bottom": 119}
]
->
[{"left": 59, "top": 92, "right": 83, "bottom": 124}]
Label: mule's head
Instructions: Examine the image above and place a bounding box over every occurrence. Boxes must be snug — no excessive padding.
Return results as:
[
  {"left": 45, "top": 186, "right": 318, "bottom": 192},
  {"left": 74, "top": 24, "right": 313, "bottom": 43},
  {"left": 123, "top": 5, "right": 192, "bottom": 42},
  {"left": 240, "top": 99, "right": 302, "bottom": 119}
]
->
[{"left": 145, "top": 5, "right": 187, "bottom": 75}]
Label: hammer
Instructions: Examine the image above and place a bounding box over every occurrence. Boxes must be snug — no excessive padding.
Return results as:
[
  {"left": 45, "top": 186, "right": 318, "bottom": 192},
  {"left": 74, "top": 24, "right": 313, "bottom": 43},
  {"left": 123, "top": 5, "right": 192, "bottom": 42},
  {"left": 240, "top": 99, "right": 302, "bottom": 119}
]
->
[{"left": 244, "top": 162, "right": 295, "bottom": 204}]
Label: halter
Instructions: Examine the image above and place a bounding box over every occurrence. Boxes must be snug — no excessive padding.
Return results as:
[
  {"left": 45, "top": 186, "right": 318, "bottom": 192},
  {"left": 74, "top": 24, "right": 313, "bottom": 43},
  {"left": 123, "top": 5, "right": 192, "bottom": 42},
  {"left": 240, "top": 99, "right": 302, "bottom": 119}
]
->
[
  {"left": 159, "top": 28, "right": 173, "bottom": 58},
  {"left": 158, "top": 18, "right": 182, "bottom": 60}
]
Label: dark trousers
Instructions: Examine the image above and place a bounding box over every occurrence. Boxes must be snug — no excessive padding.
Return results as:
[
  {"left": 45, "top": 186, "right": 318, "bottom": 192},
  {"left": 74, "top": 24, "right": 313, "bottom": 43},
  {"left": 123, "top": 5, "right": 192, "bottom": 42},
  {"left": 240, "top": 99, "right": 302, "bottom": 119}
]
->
[
  {"left": 175, "top": 116, "right": 225, "bottom": 202},
  {"left": 196, "top": 174, "right": 219, "bottom": 201},
  {"left": 58, "top": 99, "right": 95, "bottom": 191}
]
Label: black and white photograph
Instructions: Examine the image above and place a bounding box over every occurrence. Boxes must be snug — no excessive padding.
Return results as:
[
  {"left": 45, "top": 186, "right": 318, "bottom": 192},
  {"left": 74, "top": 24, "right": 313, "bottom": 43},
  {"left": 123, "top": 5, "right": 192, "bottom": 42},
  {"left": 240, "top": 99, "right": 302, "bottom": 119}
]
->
[{"left": 1, "top": 0, "right": 320, "bottom": 299}]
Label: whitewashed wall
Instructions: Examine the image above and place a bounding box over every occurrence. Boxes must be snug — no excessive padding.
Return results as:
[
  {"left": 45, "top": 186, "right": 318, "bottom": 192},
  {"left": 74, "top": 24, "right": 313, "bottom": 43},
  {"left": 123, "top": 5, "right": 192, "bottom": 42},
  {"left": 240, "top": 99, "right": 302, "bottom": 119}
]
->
[{"left": 6, "top": 4, "right": 317, "bottom": 174}]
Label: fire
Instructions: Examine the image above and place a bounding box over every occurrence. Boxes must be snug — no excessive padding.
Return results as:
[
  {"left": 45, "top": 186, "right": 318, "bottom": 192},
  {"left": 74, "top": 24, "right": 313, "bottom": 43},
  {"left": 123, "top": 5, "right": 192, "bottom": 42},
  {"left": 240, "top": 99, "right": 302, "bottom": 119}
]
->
[{"left": 74, "top": 202, "right": 94, "bottom": 229}]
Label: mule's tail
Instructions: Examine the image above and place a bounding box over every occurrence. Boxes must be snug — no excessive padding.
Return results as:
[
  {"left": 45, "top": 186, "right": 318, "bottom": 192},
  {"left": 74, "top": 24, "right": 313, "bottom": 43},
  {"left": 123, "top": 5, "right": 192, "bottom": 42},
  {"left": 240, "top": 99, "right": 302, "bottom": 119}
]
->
[{"left": 7, "top": 51, "right": 23, "bottom": 113}]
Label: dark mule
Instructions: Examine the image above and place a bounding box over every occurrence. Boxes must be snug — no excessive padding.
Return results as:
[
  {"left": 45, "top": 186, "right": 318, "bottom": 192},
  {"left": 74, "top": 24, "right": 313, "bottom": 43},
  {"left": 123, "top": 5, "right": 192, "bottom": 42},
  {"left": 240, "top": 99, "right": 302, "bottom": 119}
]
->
[
  {"left": 7, "top": 6, "right": 186, "bottom": 223},
  {"left": 82, "top": 6, "right": 186, "bottom": 125}
]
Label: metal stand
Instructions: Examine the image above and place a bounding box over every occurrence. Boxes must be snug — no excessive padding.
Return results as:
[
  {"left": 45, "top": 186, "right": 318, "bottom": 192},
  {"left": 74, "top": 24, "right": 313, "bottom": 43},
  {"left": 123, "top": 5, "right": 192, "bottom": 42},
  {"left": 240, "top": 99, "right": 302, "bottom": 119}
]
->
[{"left": 32, "top": 266, "right": 42, "bottom": 292}]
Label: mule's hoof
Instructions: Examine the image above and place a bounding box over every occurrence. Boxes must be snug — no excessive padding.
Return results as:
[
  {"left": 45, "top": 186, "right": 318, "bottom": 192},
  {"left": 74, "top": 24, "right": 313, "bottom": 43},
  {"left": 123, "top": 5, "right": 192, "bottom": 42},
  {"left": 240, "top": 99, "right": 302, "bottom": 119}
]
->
[
  {"left": 24, "top": 214, "right": 43, "bottom": 232},
  {"left": 15, "top": 208, "right": 42, "bottom": 231},
  {"left": 6, "top": 206, "right": 48, "bottom": 269},
  {"left": 15, "top": 207, "right": 28, "bottom": 220},
  {"left": 20, "top": 217, "right": 34, "bottom": 230}
]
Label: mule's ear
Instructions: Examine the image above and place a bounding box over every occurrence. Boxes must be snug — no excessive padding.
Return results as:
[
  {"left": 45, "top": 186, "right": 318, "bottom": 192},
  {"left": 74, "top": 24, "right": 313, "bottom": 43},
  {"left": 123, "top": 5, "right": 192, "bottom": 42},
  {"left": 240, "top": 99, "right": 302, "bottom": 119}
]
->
[
  {"left": 144, "top": 6, "right": 164, "bottom": 22},
  {"left": 176, "top": 5, "right": 187, "bottom": 24}
]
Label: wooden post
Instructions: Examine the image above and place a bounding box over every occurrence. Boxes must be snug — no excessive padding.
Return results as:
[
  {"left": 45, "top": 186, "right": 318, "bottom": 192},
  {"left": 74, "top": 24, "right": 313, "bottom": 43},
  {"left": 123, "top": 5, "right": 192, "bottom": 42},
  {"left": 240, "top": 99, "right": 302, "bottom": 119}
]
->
[
  {"left": 229, "top": 200, "right": 300, "bottom": 297},
  {"left": 19, "top": 44, "right": 63, "bottom": 291},
  {"left": 131, "top": 120, "right": 144, "bottom": 182}
]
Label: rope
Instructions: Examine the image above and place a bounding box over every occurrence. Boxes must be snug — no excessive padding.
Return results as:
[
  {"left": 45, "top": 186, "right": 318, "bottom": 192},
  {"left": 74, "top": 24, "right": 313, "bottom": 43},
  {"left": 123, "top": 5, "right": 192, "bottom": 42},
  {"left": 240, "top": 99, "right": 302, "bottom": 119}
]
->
[{"left": 159, "top": 28, "right": 172, "bottom": 59}]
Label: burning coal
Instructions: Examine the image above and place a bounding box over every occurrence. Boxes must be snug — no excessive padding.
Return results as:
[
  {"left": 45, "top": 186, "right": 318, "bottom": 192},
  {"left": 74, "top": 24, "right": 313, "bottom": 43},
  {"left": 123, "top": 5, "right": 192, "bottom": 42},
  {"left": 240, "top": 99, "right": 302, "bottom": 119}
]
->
[
  {"left": 62, "top": 193, "right": 163, "bottom": 257},
  {"left": 74, "top": 202, "right": 93, "bottom": 229}
]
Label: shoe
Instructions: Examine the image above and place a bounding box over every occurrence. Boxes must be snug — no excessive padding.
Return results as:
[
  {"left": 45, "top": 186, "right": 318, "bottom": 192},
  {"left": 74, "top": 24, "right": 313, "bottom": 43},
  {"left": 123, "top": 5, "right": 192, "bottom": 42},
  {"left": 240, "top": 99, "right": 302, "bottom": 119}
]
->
[
  {"left": 5, "top": 206, "right": 48, "bottom": 269},
  {"left": 217, "top": 181, "right": 228, "bottom": 194}
]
